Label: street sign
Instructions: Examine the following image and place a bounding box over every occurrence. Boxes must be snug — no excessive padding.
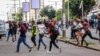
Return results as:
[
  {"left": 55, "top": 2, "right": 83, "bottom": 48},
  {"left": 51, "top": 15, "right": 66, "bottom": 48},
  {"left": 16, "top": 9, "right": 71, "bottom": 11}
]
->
[
  {"left": 31, "top": 0, "right": 40, "bottom": 9},
  {"left": 22, "top": 2, "right": 30, "bottom": 12}
]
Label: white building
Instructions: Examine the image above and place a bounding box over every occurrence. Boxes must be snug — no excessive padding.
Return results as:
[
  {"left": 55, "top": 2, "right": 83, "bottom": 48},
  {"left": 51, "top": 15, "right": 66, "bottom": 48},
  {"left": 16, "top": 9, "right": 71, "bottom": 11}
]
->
[
  {"left": 0, "top": 0, "right": 63, "bottom": 21},
  {"left": 44, "top": 0, "right": 62, "bottom": 10}
]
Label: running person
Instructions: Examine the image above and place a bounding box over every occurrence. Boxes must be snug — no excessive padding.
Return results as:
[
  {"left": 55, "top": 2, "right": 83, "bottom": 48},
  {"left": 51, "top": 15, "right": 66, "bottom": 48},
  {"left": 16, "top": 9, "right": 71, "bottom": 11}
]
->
[
  {"left": 31, "top": 21, "right": 37, "bottom": 47},
  {"left": 16, "top": 22, "right": 32, "bottom": 52},
  {"left": 37, "top": 21, "right": 46, "bottom": 50}
]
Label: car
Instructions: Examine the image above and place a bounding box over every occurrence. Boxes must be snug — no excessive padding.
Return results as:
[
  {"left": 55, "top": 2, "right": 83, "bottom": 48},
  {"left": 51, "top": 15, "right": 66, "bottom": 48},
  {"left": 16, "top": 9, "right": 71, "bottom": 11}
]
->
[{"left": 0, "top": 21, "right": 7, "bottom": 39}]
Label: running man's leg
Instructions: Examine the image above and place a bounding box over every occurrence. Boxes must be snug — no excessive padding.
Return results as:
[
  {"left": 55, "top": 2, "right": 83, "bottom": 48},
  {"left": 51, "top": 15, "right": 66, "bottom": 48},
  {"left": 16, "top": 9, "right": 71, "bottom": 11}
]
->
[{"left": 16, "top": 38, "right": 22, "bottom": 52}]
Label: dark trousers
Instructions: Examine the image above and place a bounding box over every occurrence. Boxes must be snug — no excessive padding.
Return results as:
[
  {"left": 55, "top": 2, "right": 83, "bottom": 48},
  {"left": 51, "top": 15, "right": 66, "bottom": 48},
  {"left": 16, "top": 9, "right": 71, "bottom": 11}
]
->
[
  {"left": 49, "top": 35, "right": 59, "bottom": 51},
  {"left": 81, "top": 30, "right": 99, "bottom": 46},
  {"left": 7, "top": 30, "right": 13, "bottom": 41},
  {"left": 98, "top": 27, "right": 100, "bottom": 38},
  {"left": 99, "top": 30, "right": 100, "bottom": 38},
  {"left": 16, "top": 36, "right": 30, "bottom": 52},
  {"left": 98, "top": 21, "right": 100, "bottom": 39},
  {"left": 71, "top": 29, "right": 76, "bottom": 39},
  {"left": 98, "top": 29, "right": 100, "bottom": 43},
  {"left": 0, "top": 35, "right": 2, "bottom": 39},
  {"left": 31, "top": 35, "right": 37, "bottom": 46},
  {"left": 37, "top": 34, "right": 46, "bottom": 50}
]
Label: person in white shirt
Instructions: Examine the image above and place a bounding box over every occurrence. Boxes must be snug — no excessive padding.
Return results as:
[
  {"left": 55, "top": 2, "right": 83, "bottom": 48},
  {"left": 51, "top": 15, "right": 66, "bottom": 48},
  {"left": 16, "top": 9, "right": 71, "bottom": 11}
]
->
[{"left": 75, "top": 20, "right": 85, "bottom": 46}]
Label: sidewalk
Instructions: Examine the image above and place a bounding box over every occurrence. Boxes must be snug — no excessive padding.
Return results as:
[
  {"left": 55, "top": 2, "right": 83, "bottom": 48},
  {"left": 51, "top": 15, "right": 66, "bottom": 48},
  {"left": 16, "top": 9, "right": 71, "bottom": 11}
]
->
[
  {"left": 58, "top": 36, "right": 100, "bottom": 51},
  {"left": 57, "top": 27, "right": 100, "bottom": 51}
]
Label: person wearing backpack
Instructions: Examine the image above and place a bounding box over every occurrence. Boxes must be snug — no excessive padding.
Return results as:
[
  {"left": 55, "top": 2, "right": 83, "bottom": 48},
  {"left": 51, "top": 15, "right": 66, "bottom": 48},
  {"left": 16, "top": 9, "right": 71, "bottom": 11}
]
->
[
  {"left": 47, "top": 21, "right": 61, "bottom": 53},
  {"left": 16, "top": 22, "right": 32, "bottom": 53}
]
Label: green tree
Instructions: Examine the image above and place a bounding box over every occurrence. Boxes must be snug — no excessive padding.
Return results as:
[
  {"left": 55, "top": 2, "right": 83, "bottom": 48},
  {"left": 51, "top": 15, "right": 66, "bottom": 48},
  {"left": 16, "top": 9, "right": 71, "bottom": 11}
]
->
[
  {"left": 56, "top": 9, "right": 62, "bottom": 20},
  {"left": 40, "top": 7, "right": 47, "bottom": 17},
  {"left": 11, "top": 8, "right": 23, "bottom": 21},
  {"left": 65, "top": 0, "right": 96, "bottom": 18},
  {"left": 40, "top": 6, "right": 56, "bottom": 19},
  {"left": 16, "top": 8, "right": 23, "bottom": 21}
]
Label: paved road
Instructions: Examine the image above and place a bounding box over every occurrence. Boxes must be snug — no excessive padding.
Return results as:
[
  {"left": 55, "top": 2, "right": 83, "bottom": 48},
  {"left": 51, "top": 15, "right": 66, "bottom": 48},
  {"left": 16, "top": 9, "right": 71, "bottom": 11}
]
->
[{"left": 0, "top": 32, "right": 100, "bottom": 56}]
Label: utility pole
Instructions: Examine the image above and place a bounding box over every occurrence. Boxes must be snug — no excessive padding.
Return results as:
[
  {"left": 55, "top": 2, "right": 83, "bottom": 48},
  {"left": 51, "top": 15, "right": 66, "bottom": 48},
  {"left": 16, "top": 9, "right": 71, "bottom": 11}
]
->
[
  {"left": 19, "top": 0, "right": 21, "bottom": 11},
  {"left": 80, "top": 0, "right": 84, "bottom": 19},
  {"left": 19, "top": 0, "right": 21, "bottom": 8},
  {"left": 60, "top": 0, "right": 69, "bottom": 41},
  {"left": 7, "top": 12, "right": 9, "bottom": 21},
  {"left": 42, "top": 0, "right": 44, "bottom": 8},
  {"left": 68, "top": 0, "right": 69, "bottom": 21},
  {"left": 62, "top": 0, "right": 66, "bottom": 38},
  {"left": 14, "top": 0, "right": 16, "bottom": 20},
  {"left": 25, "top": 0, "right": 27, "bottom": 21},
  {"left": 35, "top": 9, "right": 37, "bottom": 20}
]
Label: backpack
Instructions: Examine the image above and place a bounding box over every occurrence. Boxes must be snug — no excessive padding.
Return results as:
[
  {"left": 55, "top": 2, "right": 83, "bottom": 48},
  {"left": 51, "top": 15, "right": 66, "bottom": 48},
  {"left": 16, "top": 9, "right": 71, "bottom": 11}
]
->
[{"left": 51, "top": 26, "right": 59, "bottom": 36}]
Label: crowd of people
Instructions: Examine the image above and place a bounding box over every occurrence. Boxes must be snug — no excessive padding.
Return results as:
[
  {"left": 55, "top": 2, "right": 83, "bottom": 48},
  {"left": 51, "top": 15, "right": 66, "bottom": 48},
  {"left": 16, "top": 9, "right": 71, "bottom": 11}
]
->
[
  {"left": 4, "top": 19, "right": 61, "bottom": 53},
  {"left": 70, "top": 18, "right": 100, "bottom": 46},
  {"left": 0, "top": 13, "right": 100, "bottom": 53},
  {"left": 70, "top": 14, "right": 100, "bottom": 46}
]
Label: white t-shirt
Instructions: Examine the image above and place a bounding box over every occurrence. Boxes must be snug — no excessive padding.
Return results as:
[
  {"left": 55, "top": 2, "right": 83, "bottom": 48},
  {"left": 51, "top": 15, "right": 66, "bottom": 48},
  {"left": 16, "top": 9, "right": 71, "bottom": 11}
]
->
[
  {"left": 73, "top": 22, "right": 77, "bottom": 26},
  {"left": 37, "top": 24, "right": 46, "bottom": 34},
  {"left": 78, "top": 23, "right": 83, "bottom": 28},
  {"left": 75, "top": 23, "right": 83, "bottom": 29}
]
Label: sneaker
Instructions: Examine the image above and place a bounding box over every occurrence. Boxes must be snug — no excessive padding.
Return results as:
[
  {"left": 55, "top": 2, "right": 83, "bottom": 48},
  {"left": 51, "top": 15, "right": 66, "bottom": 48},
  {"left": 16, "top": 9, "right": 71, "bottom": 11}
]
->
[
  {"left": 44, "top": 45, "right": 47, "bottom": 50},
  {"left": 16, "top": 50, "right": 19, "bottom": 53},
  {"left": 47, "top": 51, "right": 51, "bottom": 53},
  {"left": 29, "top": 47, "right": 32, "bottom": 52}
]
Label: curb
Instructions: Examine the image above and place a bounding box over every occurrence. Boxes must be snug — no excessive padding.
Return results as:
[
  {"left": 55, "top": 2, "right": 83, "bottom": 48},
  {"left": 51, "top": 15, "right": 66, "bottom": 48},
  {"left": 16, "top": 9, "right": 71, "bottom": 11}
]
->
[{"left": 59, "top": 40, "right": 100, "bottom": 52}]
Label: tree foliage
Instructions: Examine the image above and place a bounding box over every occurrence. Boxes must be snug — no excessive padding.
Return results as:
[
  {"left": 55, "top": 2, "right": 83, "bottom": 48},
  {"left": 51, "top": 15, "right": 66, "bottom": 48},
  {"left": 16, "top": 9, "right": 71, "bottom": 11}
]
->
[
  {"left": 65, "top": 0, "right": 96, "bottom": 18},
  {"left": 12, "top": 8, "right": 23, "bottom": 21},
  {"left": 16, "top": 8, "right": 23, "bottom": 21},
  {"left": 56, "top": 9, "right": 62, "bottom": 20},
  {"left": 40, "top": 6, "right": 56, "bottom": 19}
]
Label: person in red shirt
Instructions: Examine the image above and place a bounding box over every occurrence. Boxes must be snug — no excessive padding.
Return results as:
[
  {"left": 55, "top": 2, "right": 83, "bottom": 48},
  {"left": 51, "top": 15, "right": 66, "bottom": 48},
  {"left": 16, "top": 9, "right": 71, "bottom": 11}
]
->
[
  {"left": 16, "top": 22, "right": 32, "bottom": 53},
  {"left": 47, "top": 20, "right": 61, "bottom": 53}
]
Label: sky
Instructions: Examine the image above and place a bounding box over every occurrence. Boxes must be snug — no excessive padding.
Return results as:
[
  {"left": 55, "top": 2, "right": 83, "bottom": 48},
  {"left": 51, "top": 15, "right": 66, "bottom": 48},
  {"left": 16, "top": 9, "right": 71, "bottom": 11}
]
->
[
  {"left": 0, "top": 0, "right": 25, "bottom": 21},
  {"left": 0, "top": 0, "right": 16, "bottom": 21},
  {"left": 0, "top": 0, "right": 62, "bottom": 21}
]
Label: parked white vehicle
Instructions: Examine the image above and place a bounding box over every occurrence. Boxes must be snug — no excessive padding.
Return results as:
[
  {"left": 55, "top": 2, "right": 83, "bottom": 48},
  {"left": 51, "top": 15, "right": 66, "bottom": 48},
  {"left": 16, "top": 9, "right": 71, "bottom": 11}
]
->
[{"left": 0, "top": 21, "right": 6, "bottom": 38}]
